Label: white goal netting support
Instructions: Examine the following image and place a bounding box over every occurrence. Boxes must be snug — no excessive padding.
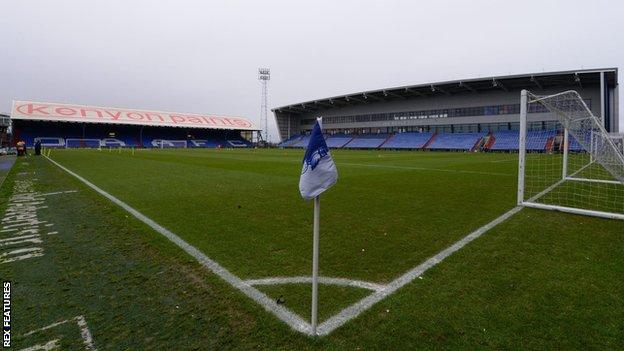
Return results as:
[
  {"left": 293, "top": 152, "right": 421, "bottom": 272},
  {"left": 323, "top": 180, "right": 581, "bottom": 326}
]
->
[{"left": 517, "top": 89, "right": 624, "bottom": 220}]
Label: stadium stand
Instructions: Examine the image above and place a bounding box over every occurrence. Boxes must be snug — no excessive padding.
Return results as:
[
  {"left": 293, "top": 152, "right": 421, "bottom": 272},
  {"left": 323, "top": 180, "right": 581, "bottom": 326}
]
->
[
  {"left": 567, "top": 132, "right": 592, "bottom": 152},
  {"left": 325, "top": 134, "right": 353, "bottom": 148},
  {"left": 278, "top": 134, "right": 303, "bottom": 147},
  {"left": 525, "top": 130, "right": 557, "bottom": 151},
  {"left": 488, "top": 130, "right": 519, "bottom": 151},
  {"left": 291, "top": 135, "right": 312, "bottom": 148},
  {"left": 13, "top": 120, "right": 252, "bottom": 149},
  {"left": 343, "top": 134, "right": 389, "bottom": 149},
  {"left": 427, "top": 132, "right": 485, "bottom": 151},
  {"left": 10, "top": 101, "right": 258, "bottom": 149},
  {"left": 279, "top": 129, "right": 574, "bottom": 153},
  {"left": 381, "top": 132, "right": 433, "bottom": 149},
  {"left": 488, "top": 130, "right": 558, "bottom": 151}
]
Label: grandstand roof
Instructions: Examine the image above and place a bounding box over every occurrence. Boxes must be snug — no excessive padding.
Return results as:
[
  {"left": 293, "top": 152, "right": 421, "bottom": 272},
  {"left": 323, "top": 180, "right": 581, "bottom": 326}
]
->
[
  {"left": 273, "top": 68, "right": 618, "bottom": 114},
  {"left": 11, "top": 100, "right": 259, "bottom": 131}
]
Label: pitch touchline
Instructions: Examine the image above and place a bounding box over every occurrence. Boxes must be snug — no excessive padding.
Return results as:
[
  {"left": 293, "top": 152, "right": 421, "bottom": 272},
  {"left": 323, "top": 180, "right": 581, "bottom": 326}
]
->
[
  {"left": 44, "top": 156, "right": 313, "bottom": 335},
  {"left": 44, "top": 155, "right": 522, "bottom": 337}
]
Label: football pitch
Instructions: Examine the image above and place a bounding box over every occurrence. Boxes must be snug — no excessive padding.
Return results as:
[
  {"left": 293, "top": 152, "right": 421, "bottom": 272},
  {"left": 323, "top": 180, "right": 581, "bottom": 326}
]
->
[{"left": 1, "top": 148, "right": 622, "bottom": 349}]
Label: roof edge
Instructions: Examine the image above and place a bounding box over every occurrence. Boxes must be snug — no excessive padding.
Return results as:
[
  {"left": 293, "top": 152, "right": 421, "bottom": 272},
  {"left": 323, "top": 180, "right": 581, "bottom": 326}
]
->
[{"left": 273, "top": 67, "right": 618, "bottom": 112}]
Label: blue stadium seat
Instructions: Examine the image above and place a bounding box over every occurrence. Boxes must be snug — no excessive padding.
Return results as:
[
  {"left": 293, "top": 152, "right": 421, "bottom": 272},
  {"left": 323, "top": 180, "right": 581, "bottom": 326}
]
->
[
  {"left": 489, "top": 131, "right": 519, "bottom": 150},
  {"left": 381, "top": 132, "right": 432, "bottom": 149},
  {"left": 427, "top": 133, "right": 484, "bottom": 151},
  {"left": 343, "top": 134, "right": 389, "bottom": 149},
  {"left": 325, "top": 134, "right": 353, "bottom": 148}
]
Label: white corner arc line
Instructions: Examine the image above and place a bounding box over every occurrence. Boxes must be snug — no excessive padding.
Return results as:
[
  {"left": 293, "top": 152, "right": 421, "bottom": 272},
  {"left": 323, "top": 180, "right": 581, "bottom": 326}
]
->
[
  {"left": 316, "top": 205, "right": 523, "bottom": 336},
  {"left": 245, "top": 276, "right": 387, "bottom": 292},
  {"left": 44, "top": 156, "right": 313, "bottom": 335}
]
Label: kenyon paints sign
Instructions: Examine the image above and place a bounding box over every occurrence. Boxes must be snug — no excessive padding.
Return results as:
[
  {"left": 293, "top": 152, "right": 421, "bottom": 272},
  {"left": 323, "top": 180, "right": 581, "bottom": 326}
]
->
[{"left": 11, "top": 101, "right": 257, "bottom": 130}]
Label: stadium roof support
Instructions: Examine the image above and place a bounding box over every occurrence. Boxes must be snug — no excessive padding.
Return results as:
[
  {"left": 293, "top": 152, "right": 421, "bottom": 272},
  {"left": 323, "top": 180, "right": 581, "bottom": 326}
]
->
[
  {"left": 574, "top": 73, "right": 583, "bottom": 88},
  {"left": 530, "top": 75, "right": 543, "bottom": 90},
  {"left": 404, "top": 88, "right": 424, "bottom": 97},
  {"left": 273, "top": 68, "right": 618, "bottom": 115},
  {"left": 430, "top": 84, "right": 450, "bottom": 95},
  {"left": 492, "top": 79, "right": 507, "bottom": 92},
  {"left": 383, "top": 90, "right": 406, "bottom": 99},
  {"left": 459, "top": 81, "right": 477, "bottom": 93}
]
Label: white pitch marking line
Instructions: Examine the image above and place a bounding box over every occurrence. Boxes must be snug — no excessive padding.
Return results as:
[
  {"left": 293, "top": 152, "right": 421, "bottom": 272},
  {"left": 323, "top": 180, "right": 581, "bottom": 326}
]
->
[
  {"left": 19, "top": 339, "right": 60, "bottom": 351},
  {"left": 22, "top": 319, "right": 69, "bottom": 337},
  {"left": 44, "top": 156, "right": 313, "bottom": 335},
  {"left": 338, "top": 162, "right": 515, "bottom": 177},
  {"left": 22, "top": 315, "right": 97, "bottom": 350},
  {"left": 245, "top": 276, "right": 387, "bottom": 292},
  {"left": 316, "top": 205, "right": 523, "bottom": 336},
  {"left": 40, "top": 190, "right": 78, "bottom": 196},
  {"left": 75, "top": 315, "right": 96, "bottom": 350},
  {"left": 45, "top": 155, "right": 523, "bottom": 337},
  {"left": 489, "top": 159, "right": 516, "bottom": 163}
]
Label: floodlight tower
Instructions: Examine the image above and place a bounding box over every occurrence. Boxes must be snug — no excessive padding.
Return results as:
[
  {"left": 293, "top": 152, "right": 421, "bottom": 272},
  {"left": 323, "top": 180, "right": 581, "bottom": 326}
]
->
[{"left": 258, "top": 68, "right": 270, "bottom": 143}]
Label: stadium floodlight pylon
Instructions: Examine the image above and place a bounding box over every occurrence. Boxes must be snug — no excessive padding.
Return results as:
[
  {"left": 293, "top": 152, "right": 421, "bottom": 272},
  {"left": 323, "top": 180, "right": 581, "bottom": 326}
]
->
[{"left": 517, "top": 89, "right": 624, "bottom": 220}]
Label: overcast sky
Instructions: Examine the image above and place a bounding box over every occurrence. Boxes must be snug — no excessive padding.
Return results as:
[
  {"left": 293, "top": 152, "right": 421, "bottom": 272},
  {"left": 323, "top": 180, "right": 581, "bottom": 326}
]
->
[{"left": 1, "top": 0, "right": 623, "bottom": 139}]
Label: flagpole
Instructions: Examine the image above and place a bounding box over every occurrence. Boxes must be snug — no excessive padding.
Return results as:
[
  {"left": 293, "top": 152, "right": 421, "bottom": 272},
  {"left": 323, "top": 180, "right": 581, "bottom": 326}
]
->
[{"left": 311, "top": 195, "right": 320, "bottom": 335}]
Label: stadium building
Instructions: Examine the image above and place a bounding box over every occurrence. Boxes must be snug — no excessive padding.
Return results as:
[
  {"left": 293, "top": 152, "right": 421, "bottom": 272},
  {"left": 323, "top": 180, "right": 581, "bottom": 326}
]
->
[
  {"left": 10, "top": 101, "right": 258, "bottom": 148},
  {"left": 274, "top": 68, "right": 619, "bottom": 151},
  {"left": 0, "top": 113, "right": 9, "bottom": 148}
]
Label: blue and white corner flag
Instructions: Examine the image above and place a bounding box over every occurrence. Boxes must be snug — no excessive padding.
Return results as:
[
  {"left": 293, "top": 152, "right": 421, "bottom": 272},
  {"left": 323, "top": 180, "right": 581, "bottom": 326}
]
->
[{"left": 299, "top": 118, "right": 338, "bottom": 200}]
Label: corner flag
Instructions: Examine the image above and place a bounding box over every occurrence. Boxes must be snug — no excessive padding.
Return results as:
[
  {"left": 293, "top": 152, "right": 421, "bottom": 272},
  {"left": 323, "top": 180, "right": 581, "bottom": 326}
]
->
[
  {"left": 298, "top": 117, "right": 338, "bottom": 336},
  {"left": 299, "top": 118, "right": 338, "bottom": 200}
]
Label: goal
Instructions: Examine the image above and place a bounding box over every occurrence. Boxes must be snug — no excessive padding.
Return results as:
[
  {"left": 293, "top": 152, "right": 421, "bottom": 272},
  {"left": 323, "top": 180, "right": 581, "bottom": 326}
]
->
[
  {"left": 517, "top": 89, "right": 624, "bottom": 220},
  {"left": 151, "top": 139, "right": 187, "bottom": 148}
]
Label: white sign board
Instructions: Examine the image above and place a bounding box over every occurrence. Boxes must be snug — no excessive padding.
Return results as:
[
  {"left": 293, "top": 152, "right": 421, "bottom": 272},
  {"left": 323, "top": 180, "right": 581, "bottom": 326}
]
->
[{"left": 11, "top": 101, "right": 257, "bottom": 130}]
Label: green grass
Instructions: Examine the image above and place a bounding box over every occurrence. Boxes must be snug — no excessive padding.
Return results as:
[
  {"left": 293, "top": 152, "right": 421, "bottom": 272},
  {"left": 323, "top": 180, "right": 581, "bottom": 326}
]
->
[
  {"left": 47, "top": 149, "right": 520, "bottom": 282},
  {"left": 1, "top": 149, "right": 622, "bottom": 350},
  {"left": 257, "top": 284, "right": 372, "bottom": 322}
]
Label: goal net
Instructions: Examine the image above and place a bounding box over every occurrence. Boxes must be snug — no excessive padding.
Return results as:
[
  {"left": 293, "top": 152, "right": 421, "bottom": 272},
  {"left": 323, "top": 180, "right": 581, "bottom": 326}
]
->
[
  {"left": 518, "top": 90, "right": 624, "bottom": 220},
  {"left": 151, "top": 139, "right": 187, "bottom": 148}
]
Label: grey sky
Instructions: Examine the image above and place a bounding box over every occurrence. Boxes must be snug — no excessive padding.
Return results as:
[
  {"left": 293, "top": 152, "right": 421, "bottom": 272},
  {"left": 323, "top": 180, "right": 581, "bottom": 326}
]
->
[{"left": 1, "top": 0, "right": 623, "bottom": 139}]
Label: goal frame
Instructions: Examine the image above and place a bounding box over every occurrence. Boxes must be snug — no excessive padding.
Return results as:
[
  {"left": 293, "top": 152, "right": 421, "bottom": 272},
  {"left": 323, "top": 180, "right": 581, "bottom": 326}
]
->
[
  {"left": 517, "top": 89, "right": 624, "bottom": 220},
  {"left": 152, "top": 139, "right": 188, "bottom": 149}
]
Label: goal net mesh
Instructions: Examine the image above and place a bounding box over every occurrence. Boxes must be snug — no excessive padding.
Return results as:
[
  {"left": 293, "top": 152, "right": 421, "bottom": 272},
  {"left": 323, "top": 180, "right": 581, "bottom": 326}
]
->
[{"left": 522, "top": 90, "right": 624, "bottom": 217}]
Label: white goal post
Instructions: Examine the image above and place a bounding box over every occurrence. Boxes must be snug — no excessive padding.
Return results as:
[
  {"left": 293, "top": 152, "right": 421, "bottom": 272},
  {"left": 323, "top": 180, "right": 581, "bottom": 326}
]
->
[
  {"left": 151, "top": 139, "right": 188, "bottom": 148},
  {"left": 517, "top": 89, "right": 624, "bottom": 220}
]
